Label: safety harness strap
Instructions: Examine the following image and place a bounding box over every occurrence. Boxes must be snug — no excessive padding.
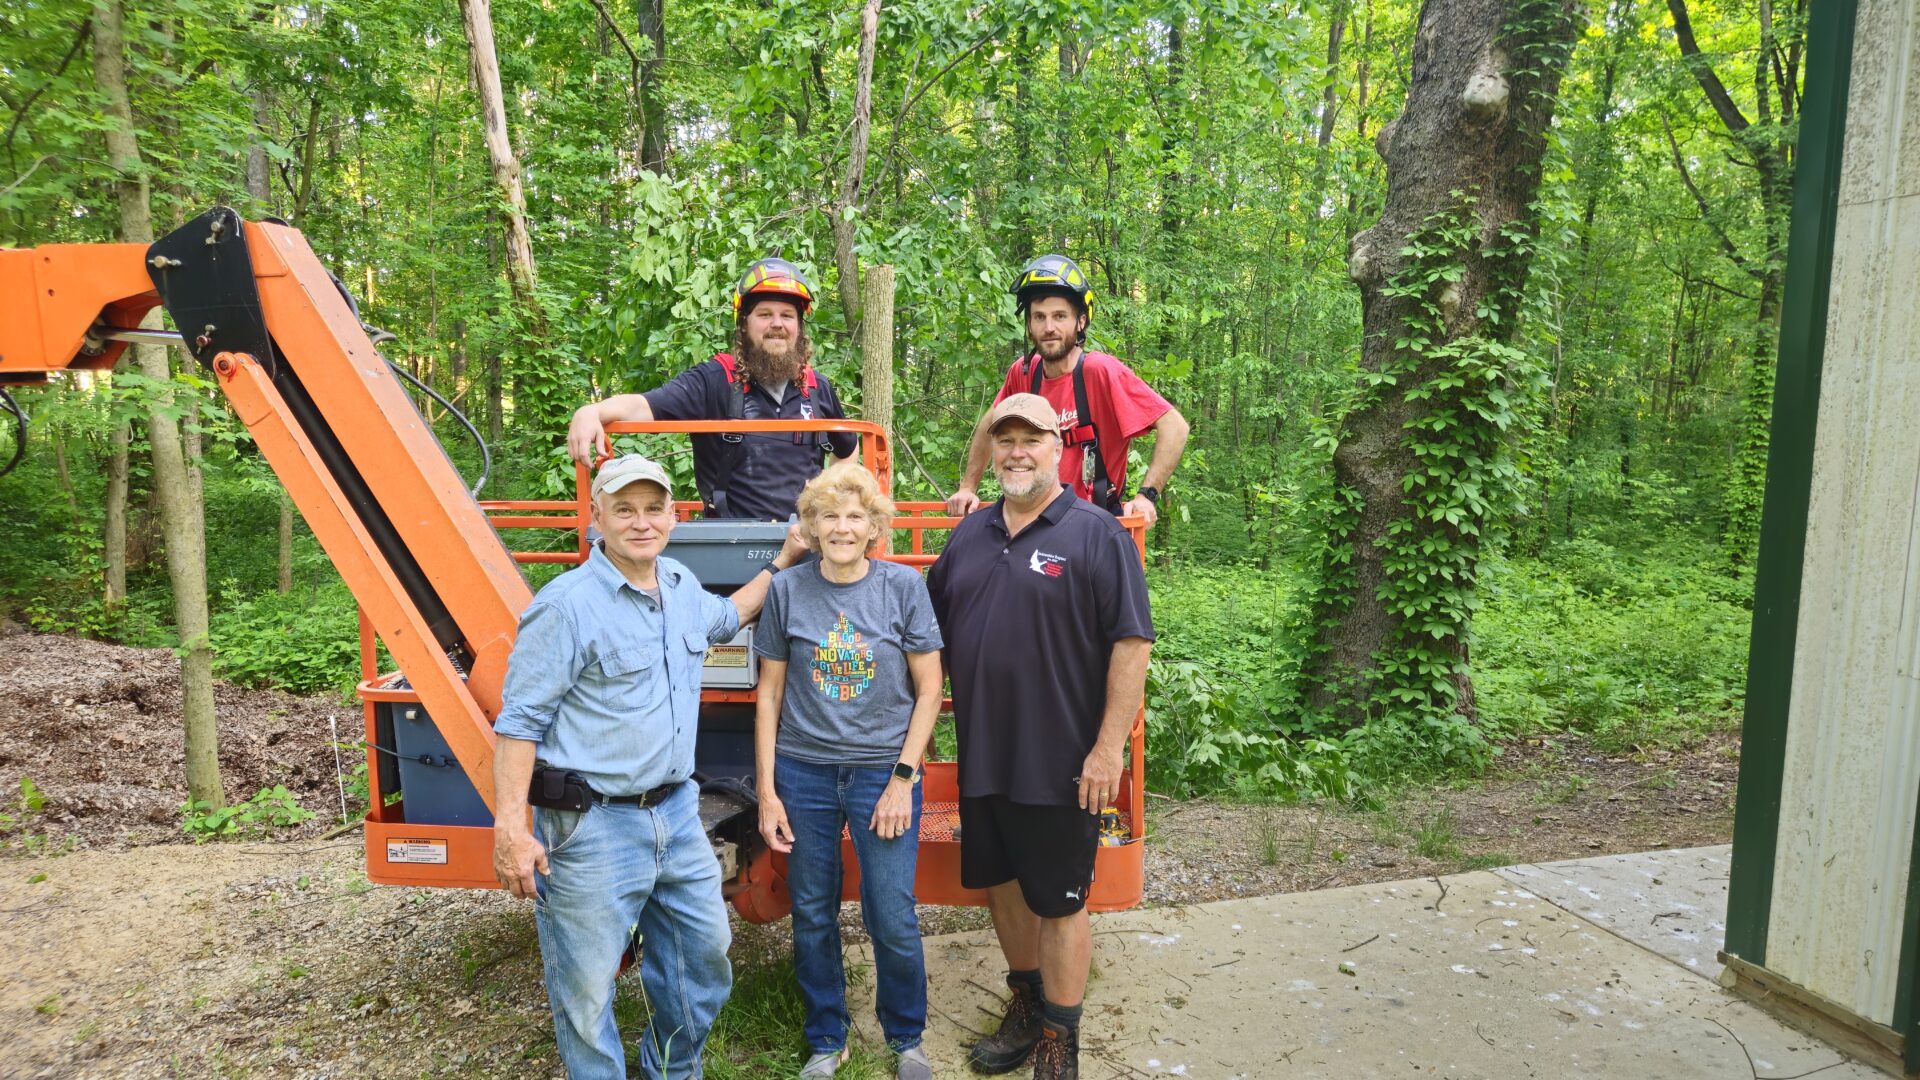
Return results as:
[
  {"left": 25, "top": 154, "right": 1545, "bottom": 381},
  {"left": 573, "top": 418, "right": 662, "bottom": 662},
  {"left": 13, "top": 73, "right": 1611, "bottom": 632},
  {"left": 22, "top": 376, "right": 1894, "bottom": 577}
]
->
[
  {"left": 706, "top": 353, "right": 826, "bottom": 517},
  {"left": 1027, "top": 352, "right": 1120, "bottom": 513}
]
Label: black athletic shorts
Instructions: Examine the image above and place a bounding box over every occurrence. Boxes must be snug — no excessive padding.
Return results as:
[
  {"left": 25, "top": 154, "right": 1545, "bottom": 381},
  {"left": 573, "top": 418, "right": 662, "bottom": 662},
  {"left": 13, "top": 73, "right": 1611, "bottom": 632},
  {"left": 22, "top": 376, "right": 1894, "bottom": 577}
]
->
[{"left": 959, "top": 795, "right": 1100, "bottom": 917}]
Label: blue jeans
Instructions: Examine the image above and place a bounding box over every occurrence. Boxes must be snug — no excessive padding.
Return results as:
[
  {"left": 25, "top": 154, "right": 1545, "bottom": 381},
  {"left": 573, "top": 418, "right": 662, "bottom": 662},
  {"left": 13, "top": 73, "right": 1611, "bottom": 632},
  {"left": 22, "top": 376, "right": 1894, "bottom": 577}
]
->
[
  {"left": 775, "top": 754, "right": 927, "bottom": 1053},
  {"left": 533, "top": 780, "right": 732, "bottom": 1080}
]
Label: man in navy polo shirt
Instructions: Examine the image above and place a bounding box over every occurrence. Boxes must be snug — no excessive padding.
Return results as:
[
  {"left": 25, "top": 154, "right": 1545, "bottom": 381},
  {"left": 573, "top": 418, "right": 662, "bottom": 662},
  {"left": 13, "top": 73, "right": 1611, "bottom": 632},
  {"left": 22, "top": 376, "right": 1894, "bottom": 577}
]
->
[
  {"left": 567, "top": 258, "right": 857, "bottom": 520},
  {"left": 927, "top": 393, "right": 1154, "bottom": 1080}
]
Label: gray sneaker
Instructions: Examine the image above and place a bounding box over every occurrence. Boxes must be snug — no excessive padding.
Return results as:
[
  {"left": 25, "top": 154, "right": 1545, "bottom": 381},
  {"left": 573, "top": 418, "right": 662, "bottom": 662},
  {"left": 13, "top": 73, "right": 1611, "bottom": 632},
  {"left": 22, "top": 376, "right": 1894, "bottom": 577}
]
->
[
  {"left": 897, "top": 1045, "right": 933, "bottom": 1080},
  {"left": 800, "top": 1047, "right": 848, "bottom": 1078}
]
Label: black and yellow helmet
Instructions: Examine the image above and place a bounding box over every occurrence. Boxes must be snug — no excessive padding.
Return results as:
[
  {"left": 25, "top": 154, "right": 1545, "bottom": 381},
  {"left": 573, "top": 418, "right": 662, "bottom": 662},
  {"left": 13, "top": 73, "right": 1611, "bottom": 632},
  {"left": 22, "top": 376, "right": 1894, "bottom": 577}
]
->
[
  {"left": 1010, "top": 254, "right": 1094, "bottom": 319},
  {"left": 734, "top": 257, "right": 815, "bottom": 318}
]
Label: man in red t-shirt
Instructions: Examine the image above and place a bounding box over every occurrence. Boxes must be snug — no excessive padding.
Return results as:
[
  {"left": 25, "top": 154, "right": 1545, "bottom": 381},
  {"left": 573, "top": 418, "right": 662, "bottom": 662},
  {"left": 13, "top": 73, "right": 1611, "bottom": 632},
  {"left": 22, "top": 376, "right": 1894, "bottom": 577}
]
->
[{"left": 945, "top": 254, "right": 1189, "bottom": 525}]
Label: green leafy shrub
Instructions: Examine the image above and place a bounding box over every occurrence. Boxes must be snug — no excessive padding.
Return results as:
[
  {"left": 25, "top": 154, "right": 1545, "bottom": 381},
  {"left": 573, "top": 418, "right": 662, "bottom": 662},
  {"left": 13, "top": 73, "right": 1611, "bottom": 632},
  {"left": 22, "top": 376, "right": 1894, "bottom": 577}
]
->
[
  {"left": 1472, "top": 540, "right": 1750, "bottom": 748},
  {"left": 179, "top": 785, "right": 316, "bottom": 841},
  {"left": 1147, "top": 660, "right": 1358, "bottom": 801},
  {"left": 210, "top": 580, "right": 361, "bottom": 695}
]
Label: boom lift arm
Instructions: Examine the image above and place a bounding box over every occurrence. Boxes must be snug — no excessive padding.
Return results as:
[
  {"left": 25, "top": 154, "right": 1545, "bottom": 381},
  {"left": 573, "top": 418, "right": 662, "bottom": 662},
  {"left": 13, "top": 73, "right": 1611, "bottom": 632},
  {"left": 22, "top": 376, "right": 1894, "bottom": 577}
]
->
[{"left": 0, "top": 208, "right": 529, "bottom": 810}]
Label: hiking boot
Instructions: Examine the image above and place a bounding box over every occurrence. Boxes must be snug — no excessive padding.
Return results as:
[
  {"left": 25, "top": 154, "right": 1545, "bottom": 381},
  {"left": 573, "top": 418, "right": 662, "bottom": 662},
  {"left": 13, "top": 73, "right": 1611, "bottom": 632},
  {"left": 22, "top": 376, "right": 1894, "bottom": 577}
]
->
[
  {"left": 1029, "top": 1018, "right": 1078, "bottom": 1080},
  {"left": 967, "top": 977, "right": 1043, "bottom": 1073}
]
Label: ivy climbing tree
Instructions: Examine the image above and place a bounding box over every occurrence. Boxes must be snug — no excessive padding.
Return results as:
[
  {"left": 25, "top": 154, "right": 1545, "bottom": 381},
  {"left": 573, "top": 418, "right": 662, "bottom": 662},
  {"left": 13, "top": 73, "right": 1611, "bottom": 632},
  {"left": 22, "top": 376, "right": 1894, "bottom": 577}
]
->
[{"left": 1303, "top": 0, "right": 1583, "bottom": 766}]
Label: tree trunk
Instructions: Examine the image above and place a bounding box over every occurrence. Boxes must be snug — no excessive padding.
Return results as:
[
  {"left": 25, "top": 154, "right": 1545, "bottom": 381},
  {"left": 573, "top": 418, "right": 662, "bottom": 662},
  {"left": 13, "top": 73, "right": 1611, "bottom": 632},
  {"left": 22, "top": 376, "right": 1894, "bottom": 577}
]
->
[
  {"left": 52, "top": 427, "right": 81, "bottom": 529},
  {"left": 246, "top": 85, "right": 275, "bottom": 217},
  {"left": 104, "top": 417, "right": 129, "bottom": 606},
  {"left": 277, "top": 496, "right": 294, "bottom": 594},
  {"left": 1666, "top": 0, "right": 1797, "bottom": 567},
  {"left": 486, "top": 350, "right": 504, "bottom": 441},
  {"left": 860, "top": 265, "right": 895, "bottom": 550},
  {"left": 1307, "top": 0, "right": 1583, "bottom": 728},
  {"left": 93, "top": 0, "right": 225, "bottom": 809},
  {"left": 831, "top": 0, "right": 883, "bottom": 330},
  {"left": 637, "top": 0, "right": 666, "bottom": 172},
  {"left": 1317, "top": 4, "right": 1349, "bottom": 151},
  {"left": 459, "top": 0, "right": 544, "bottom": 327}
]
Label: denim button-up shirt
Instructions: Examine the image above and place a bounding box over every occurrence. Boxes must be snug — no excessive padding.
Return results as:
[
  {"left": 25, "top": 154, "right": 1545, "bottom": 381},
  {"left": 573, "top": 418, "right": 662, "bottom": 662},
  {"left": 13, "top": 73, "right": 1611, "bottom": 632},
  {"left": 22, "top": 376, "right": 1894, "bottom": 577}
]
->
[{"left": 494, "top": 543, "right": 739, "bottom": 796}]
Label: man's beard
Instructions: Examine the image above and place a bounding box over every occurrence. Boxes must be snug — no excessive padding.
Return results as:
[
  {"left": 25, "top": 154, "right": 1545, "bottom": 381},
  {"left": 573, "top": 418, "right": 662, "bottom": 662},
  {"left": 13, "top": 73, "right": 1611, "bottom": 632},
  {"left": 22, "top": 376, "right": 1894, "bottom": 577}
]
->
[
  {"left": 735, "top": 324, "right": 810, "bottom": 386},
  {"left": 1032, "top": 334, "right": 1076, "bottom": 363},
  {"left": 996, "top": 459, "right": 1054, "bottom": 502}
]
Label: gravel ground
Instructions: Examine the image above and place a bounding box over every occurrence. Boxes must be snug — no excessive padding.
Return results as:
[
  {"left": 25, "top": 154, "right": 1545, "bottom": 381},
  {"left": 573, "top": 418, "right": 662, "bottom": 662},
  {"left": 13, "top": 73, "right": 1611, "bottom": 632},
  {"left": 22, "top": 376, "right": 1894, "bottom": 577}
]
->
[{"left": 0, "top": 631, "right": 1738, "bottom": 1076}]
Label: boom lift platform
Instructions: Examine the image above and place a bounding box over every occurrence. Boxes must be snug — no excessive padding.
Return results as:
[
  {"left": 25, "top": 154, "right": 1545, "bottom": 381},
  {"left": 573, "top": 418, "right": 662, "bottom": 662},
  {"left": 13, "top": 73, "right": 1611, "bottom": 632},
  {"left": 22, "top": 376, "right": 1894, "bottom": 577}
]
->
[{"left": 0, "top": 208, "right": 1147, "bottom": 922}]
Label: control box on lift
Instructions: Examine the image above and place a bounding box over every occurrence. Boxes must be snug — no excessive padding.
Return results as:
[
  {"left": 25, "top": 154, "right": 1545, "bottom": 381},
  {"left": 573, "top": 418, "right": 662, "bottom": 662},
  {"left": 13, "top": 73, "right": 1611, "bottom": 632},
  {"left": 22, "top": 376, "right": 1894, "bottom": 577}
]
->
[{"left": 670, "top": 519, "right": 794, "bottom": 691}]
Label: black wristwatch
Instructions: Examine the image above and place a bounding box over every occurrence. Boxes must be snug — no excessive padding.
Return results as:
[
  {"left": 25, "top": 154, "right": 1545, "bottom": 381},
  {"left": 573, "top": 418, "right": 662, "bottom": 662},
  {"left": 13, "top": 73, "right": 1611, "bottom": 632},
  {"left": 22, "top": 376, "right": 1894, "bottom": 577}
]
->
[
  {"left": 1138, "top": 486, "right": 1161, "bottom": 505},
  {"left": 892, "top": 762, "right": 918, "bottom": 783}
]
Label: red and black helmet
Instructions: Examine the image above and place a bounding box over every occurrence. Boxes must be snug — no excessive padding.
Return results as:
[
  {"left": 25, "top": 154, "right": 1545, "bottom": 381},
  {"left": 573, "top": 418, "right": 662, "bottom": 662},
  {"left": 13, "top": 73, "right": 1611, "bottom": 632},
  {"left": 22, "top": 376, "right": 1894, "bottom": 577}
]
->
[
  {"left": 1010, "top": 253, "right": 1094, "bottom": 319},
  {"left": 734, "top": 257, "right": 815, "bottom": 318}
]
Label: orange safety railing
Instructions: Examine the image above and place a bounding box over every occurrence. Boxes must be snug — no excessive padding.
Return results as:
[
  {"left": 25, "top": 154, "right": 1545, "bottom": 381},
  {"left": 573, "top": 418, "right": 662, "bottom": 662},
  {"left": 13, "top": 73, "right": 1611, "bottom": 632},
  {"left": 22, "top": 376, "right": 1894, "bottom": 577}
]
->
[{"left": 462, "top": 418, "right": 1149, "bottom": 917}]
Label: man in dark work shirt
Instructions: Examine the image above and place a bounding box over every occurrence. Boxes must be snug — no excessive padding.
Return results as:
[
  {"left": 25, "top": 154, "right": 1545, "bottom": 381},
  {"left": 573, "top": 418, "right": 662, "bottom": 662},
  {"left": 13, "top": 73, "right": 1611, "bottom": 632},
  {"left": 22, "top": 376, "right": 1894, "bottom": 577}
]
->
[
  {"left": 926, "top": 393, "right": 1154, "bottom": 1080},
  {"left": 567, "top": 258, "right": 857, "bottom": 520}
]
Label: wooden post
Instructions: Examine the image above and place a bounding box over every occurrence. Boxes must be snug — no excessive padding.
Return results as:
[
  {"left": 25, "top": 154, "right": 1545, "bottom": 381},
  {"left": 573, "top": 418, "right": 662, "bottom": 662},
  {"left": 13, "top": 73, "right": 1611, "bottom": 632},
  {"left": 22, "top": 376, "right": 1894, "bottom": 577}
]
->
[
  {"left": 860, "top": 265, "right": 895, "bottom": 435},
  {"left": 860, "top": 264, "right": 895, "bottom": 551}
]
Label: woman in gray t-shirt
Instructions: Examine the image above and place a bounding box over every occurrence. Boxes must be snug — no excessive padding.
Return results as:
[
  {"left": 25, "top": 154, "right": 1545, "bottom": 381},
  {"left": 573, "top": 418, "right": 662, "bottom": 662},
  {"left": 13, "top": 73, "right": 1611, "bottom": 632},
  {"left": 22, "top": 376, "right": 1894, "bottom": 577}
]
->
[{"left": 753, "top": 462, "right": 943, "bottom": 1080}]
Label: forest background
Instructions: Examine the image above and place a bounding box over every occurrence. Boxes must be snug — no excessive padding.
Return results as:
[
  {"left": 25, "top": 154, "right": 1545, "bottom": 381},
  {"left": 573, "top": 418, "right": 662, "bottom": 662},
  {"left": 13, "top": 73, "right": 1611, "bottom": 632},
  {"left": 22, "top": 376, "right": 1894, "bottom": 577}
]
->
[{"left": 0, "top": 0, "right": 1793, "bottom": 807}]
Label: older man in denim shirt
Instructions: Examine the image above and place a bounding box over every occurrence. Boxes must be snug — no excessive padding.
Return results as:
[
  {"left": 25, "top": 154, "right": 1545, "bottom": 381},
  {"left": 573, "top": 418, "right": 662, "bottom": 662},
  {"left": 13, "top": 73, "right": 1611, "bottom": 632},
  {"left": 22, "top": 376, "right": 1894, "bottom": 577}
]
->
[{"left": 493, "top": 454, "right": 805, "bottom": 1080}]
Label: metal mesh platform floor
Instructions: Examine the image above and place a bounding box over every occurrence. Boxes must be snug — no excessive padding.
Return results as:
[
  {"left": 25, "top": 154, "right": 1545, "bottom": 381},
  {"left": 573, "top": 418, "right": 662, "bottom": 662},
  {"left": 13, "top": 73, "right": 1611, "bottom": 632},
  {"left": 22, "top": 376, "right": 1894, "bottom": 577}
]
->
[{"left": 841, "top": 800, "right": 960, "bottom": 842}]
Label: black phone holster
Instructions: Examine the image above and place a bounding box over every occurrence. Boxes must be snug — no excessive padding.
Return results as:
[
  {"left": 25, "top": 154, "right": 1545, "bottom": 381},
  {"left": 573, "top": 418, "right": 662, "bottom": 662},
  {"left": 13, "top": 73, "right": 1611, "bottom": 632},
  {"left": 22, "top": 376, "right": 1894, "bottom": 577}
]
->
[{"left": 528, "top": 765, "right": 595, "bottom": 812}]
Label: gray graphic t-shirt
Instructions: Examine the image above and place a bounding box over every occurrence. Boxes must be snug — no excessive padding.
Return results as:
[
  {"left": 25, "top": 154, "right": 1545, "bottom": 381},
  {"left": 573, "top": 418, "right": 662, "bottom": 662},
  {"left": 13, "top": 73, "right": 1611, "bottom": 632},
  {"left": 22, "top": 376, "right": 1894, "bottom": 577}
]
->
[{"left": 753, "top": 559, "right": 944, "bottom": 767}]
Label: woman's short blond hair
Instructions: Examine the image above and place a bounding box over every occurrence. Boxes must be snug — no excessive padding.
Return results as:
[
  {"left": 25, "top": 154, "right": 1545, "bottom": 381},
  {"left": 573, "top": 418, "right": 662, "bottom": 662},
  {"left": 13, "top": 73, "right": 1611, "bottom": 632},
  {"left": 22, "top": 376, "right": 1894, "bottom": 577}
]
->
[{"left": 796, "top": 461, "right": 894, "bottom": 549}]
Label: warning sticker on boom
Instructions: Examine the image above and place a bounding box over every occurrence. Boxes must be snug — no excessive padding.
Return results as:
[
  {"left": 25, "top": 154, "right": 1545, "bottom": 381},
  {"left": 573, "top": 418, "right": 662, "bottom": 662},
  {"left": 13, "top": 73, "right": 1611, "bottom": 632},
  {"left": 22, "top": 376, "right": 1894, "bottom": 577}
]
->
[
  {"left": 386, "top": 838, "right": 449, "bottom": 865},
  {"left": 704, "top": 644, "right": 750, "bottom": 669}
]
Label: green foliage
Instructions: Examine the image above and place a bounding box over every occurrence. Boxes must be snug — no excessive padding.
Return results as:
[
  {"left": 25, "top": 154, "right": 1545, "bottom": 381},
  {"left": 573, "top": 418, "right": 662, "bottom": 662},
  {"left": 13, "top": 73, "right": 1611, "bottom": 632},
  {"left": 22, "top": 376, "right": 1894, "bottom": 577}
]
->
[
  {"left": 0, "top": 776, "right": 49, "bottom": 843},
  {"left": 208, "top": 580, "right": 361, "bottom": 695},
  {"left": 1148, "top": 660, "right": 1359, "bottom": 802},
  {"left": 178, "top": 785, "right": 315, "bottom": 841},
  {"left": 1472, "top": 540, "right": 1750, "bottom": 748}
]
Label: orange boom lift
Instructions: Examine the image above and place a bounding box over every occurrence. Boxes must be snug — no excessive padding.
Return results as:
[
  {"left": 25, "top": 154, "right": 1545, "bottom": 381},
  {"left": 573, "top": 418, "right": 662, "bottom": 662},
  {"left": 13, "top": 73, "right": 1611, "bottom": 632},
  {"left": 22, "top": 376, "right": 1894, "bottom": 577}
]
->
[{"left": 0, "top": 208, "right": 1146, "bottom": 920}]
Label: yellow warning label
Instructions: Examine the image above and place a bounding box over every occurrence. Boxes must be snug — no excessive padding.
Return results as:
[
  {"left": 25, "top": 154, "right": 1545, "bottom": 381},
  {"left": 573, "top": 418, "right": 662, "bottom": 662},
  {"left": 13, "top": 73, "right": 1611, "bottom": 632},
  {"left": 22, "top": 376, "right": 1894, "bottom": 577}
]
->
[
  {"left": 704, "top": 645, "right": 749, "bottom": 669},
  {"left": 386, "top": 838, "right": 449, "bottom": 865}
]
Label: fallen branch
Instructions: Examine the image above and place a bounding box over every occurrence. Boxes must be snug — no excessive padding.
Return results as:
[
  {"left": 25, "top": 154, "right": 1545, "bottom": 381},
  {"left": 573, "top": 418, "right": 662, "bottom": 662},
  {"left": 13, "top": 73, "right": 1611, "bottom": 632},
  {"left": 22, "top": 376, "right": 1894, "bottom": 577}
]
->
[
  {"left": 321, "top": 817, "right": 364, "bottom": 841},
  {"left": 1430, "top": 875, "right": 1450, "bottom": 911},
  {"left": 1341, "top": 934, "right": 1380, "bottom": 953}
]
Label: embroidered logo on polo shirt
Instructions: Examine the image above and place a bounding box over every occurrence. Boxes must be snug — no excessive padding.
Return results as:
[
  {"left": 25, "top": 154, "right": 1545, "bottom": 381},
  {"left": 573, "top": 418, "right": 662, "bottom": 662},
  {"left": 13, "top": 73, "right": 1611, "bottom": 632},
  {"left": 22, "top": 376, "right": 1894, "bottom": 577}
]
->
[{"left": 1029, "top": 550, "right": 1067, "bottom": 578}]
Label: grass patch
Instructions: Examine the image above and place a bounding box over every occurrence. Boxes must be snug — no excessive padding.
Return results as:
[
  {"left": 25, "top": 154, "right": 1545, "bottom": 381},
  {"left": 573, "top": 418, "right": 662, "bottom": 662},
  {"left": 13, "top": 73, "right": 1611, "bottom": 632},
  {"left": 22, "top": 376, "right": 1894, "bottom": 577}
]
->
[
  {"left": 1413, "top": 808, "right": 1459, "bottom": 860},
  {"left": 616, "top": 952, "right": 900, "bottom": 1078}
]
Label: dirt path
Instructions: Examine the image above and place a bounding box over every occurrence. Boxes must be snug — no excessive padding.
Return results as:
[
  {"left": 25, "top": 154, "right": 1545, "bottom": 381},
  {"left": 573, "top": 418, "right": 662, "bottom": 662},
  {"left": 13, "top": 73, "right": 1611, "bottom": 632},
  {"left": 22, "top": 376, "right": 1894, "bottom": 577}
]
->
[
  {"left": 0, "top": 743, "right": 1736, "bottom": 1077},
  {"left": 0, "top": 633, "right": 1739, "bottom": 1075}
]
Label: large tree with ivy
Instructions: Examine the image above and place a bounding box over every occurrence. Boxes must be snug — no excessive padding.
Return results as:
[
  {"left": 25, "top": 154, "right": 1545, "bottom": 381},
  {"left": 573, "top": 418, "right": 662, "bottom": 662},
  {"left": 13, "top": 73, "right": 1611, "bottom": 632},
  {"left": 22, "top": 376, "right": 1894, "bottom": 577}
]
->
[{"left": 1302, "top": 0, "right": 1584, "bottom": 763}]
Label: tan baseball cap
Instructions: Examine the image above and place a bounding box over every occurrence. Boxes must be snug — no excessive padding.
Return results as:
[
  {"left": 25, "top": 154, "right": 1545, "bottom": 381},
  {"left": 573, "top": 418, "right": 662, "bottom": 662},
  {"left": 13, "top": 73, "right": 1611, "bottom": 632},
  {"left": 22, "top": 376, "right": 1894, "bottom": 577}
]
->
[
  {"left": 986, "top": 393, "right": 1060, "bottom": 436},
  {"left": 592, "top": 454, "right": 675, "bottom": 500}
]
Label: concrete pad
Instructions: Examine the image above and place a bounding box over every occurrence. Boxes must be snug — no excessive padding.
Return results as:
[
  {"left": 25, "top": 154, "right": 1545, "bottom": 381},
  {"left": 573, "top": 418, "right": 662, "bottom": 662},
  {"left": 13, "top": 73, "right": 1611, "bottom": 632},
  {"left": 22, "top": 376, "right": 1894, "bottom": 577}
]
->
[
  {"left": 847, "top": 869, "right": 1876, "bottom": 1078},
  {"left": 1497, "top": 845, "right": 1731, "bottom": 981}
]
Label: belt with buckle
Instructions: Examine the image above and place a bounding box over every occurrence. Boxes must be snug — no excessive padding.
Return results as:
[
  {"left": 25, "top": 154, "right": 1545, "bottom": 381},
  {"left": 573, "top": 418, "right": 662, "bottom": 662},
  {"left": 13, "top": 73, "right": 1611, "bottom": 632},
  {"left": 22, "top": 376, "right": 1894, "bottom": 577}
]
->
[{"left": 598, "top": 780, "right": 682, "bottom": 808}]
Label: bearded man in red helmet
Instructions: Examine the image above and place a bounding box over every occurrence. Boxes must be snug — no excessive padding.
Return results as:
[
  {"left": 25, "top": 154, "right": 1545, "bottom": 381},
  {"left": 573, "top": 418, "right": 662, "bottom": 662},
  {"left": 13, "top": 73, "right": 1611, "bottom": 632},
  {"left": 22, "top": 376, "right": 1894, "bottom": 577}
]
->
[{"left": 568, "top": 258, "right": 857, "bottom": 521}]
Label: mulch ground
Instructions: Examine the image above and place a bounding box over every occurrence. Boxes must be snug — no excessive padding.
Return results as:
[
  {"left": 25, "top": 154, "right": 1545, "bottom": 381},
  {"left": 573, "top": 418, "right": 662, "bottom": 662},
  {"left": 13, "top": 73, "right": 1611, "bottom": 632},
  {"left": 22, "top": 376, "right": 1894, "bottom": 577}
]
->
[{"left": 0, "top": 628, "right": 353, "bottom": 847}]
